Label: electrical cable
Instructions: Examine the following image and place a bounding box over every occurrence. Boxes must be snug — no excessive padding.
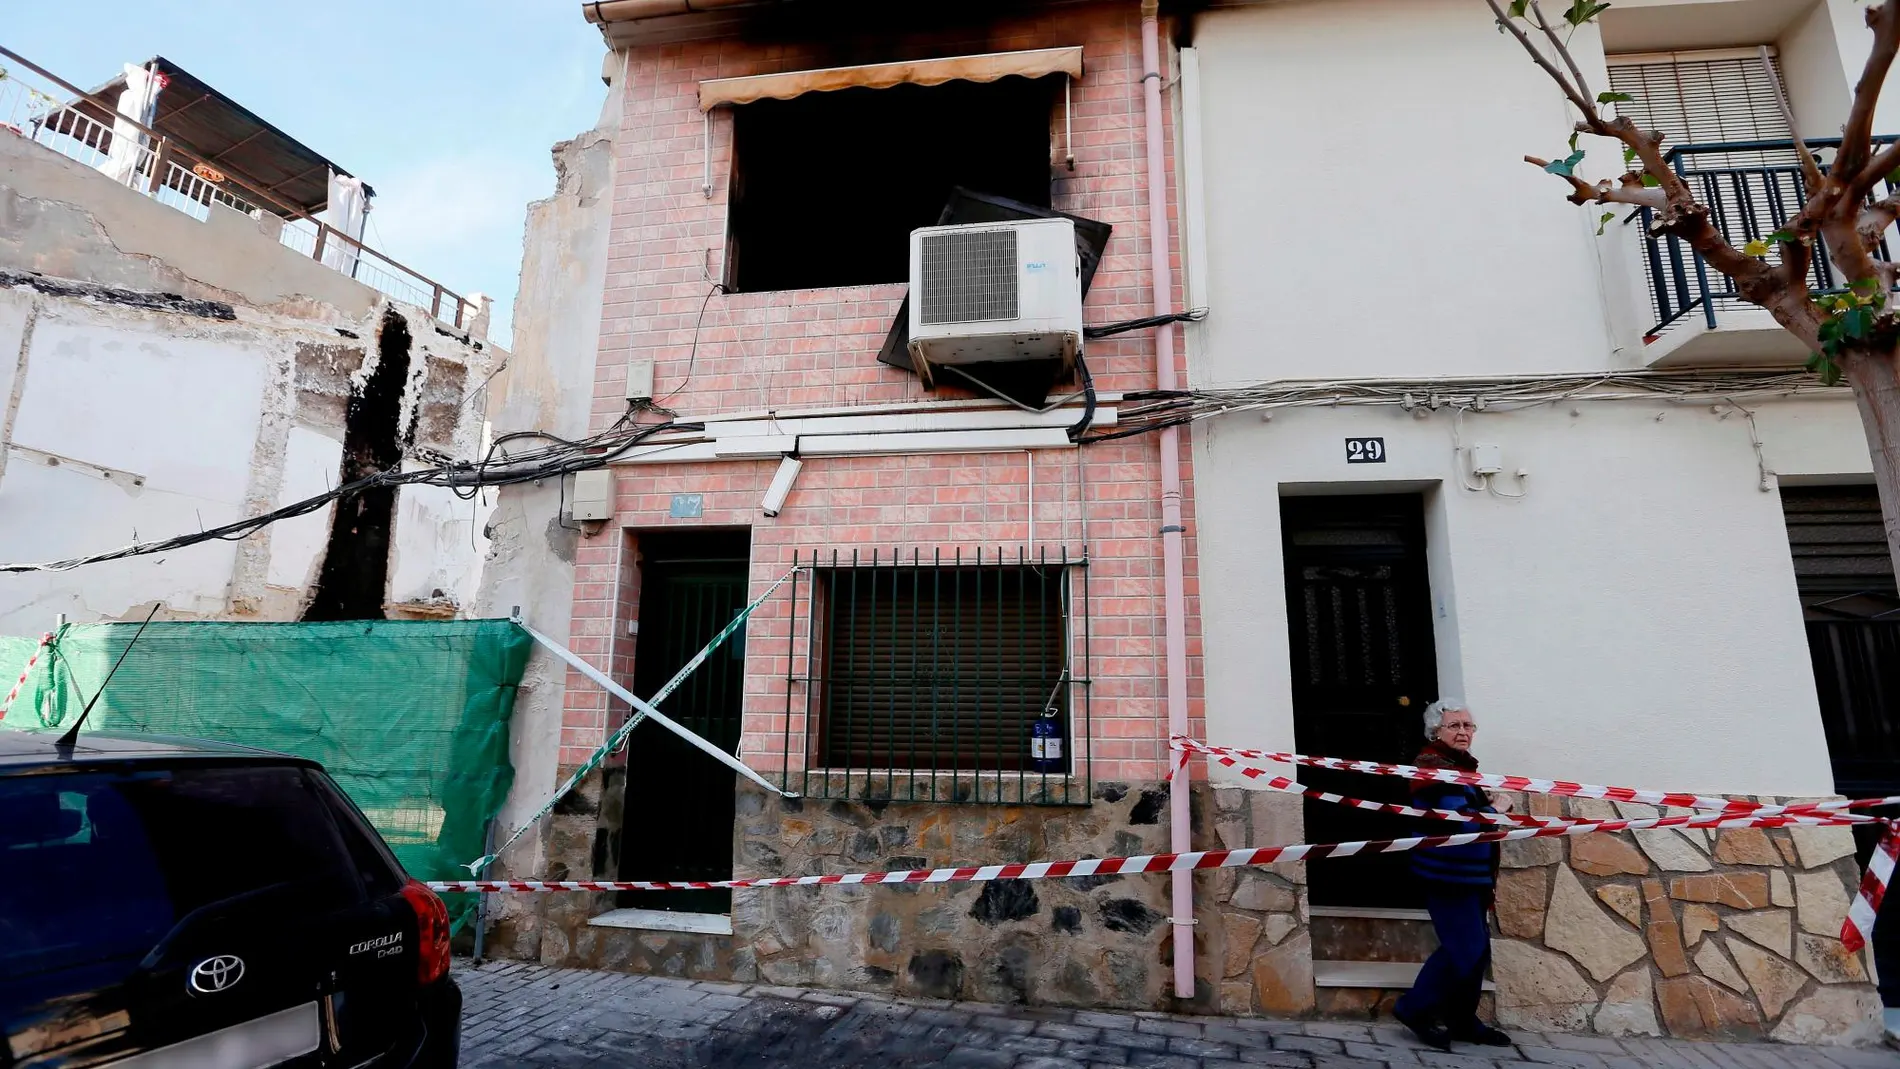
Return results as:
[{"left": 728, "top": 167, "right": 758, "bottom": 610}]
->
[
  {"left": 1066, "top": 353, "right": 1098, "bottom": 441},
  {"left": 10, "top": 368, "right": 1834, "bottom": 572},
  {"left": 1077, "top": 370, "right": 1843, "bottom": 446},
  {"left": 657, "top": 282, "right": 725, "bottom": 405},
  {"left": 1, "top": 419, "right": 700, "bottom": 574},
  {"left": 1083, "top": 307, "right": 1208, "bottom": 340},
  {"left": 941, "top": 365, "right": 1086, "bottom": 414}
]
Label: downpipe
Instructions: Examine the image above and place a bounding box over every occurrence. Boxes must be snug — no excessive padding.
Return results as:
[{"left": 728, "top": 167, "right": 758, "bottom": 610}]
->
[{"left": 1139, "top": 0, "right": 1197, "bottom": 1001}]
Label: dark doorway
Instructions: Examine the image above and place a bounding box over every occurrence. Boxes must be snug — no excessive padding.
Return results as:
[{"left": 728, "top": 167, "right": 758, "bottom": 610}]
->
[
  {"left": 1282, "top": 494, "right": 1440, "bottom": 909},
  {"left": 1781, "top": 486, "right": 1900, "bottom": 799},
  {"left": 617, "top": 529, "right": 752, "bottom": 915}
]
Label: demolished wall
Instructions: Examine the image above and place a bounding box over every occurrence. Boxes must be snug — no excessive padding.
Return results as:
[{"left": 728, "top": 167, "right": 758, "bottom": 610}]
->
[
  {"left": 0, "top": 129, "right": 499, "bottom": 630},
  {"left": 470, "top": 59, "right": 621, "bottom": 956}
]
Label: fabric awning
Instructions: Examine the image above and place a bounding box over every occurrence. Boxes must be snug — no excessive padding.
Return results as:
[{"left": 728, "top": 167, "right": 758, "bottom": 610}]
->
[{"left": 697, "top": 46, "right": 1083, "bottom": 111}]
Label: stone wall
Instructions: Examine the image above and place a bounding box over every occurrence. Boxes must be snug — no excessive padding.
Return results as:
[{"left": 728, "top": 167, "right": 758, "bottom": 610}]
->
[
  {"left": 523, "top": 778, "right": 1184, "bottom": 1009},
  {"left": 1486, "top": 794, "right": 1880, "bottom": 1046},
  {"left": 500, "top": 777, "right": 1881, "bottom": 1045},
  {"left": 1196, "top": 788, "right": 1312, "bottom": 1018}
]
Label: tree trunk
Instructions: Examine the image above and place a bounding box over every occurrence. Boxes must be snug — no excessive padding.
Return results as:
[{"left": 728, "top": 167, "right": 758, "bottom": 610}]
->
[{"left": 1846, "top": 346, "right": 1900, "bottom": 581}]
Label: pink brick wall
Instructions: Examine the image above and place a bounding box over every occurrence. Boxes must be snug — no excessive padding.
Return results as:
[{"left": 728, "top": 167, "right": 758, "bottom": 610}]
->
[{"left": 561, "top": 2, "right": 1202, "bottom": 785}]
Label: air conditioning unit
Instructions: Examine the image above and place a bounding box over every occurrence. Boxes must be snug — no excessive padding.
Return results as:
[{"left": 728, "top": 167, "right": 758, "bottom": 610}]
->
[{"left": 907, "top": 218, "right": 1083, "bottom": 386}]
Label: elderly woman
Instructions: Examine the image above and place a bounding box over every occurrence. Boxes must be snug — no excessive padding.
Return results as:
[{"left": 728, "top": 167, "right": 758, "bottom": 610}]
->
[{"left": 1392, "top": 698, "right": 1513, "bottom": 1052}]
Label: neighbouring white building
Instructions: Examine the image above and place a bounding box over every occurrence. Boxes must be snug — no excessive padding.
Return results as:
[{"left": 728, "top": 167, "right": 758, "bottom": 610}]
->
[
  {"left": 0, "top": 52, "right": 500, "bottom": 631},
  {"left": 1181, "top": 0, "right": 1894, "bottom": 1043}
]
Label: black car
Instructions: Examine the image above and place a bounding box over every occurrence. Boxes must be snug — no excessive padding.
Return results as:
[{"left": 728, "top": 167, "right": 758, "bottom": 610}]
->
[{"left": 0, "top": 729, "right": 459, "bottom": 1067}]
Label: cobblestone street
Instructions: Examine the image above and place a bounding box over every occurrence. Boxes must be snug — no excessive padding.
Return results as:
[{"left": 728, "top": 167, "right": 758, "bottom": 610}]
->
[{"left": 457, "top": 960, "right": 1900, "bottom": 1069}]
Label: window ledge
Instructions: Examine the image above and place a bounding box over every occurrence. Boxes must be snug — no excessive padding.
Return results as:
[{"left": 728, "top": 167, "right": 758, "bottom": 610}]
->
[
  {"left": 793, "top": 769, "right": 1093, "bottom": 806},
  {"left": 588, "top": 908, "right": 733, "bottom": 936}
]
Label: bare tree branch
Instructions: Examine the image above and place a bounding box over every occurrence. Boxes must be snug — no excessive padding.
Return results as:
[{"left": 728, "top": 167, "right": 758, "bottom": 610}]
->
[
  {"left": 1854, "top": 138, "right": 1900, "bottom": 203},
  {"left": 1859, "top": 193, "right": 1900, "bottom": 245},
  {"left": 1779, "top": 232, "right": 1815, "bottom": 294},
  {"left": 1523, "top": 157, "right": 1667, "bottom": 207},
  {"left": 1760, "top": 43, "right": 1825, "bottom": 193},
  {"left": 1840, "top": 0, "right": 1900, "bottom": 179},
  {"left": 1529, "top": 0, "right": 1595, "bottom": 107},
  {"left": 1480, "top": 0, "right": 1594, "bottom": 117}
]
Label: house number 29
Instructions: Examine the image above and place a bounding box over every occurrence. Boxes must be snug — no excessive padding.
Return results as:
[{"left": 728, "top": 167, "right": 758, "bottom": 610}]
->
[{"left": 1345, "top": 437, "right": 1386, "bottom": 464}]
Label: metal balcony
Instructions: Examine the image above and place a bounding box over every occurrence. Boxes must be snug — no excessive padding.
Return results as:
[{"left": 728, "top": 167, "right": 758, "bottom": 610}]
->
[{"left": 1640, "top": 136, "right": 1899, "bottom": 368}]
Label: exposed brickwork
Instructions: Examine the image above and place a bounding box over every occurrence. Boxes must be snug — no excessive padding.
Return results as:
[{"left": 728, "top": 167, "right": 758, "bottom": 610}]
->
[
  {"left": 521, "top": 2, "right": 1218, "bottom": 1012},
  {"left": 558, "top": 2, "right": 1203, "bottom": 788}
]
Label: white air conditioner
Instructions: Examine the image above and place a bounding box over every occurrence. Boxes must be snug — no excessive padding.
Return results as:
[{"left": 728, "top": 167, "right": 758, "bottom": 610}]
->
[{"left": 906, "top": 217, "right": 1083, "bottom": 385}]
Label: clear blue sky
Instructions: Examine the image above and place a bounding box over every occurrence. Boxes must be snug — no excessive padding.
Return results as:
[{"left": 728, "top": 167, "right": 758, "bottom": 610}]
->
[{"left": 6, "top": 2, "right": 609, "bottom": 347}]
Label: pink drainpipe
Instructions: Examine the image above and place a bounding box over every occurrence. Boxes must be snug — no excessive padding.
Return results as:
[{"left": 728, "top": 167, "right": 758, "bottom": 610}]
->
[{"left": 1138, "top": 0, "right": 1196, "bottom": 1001}]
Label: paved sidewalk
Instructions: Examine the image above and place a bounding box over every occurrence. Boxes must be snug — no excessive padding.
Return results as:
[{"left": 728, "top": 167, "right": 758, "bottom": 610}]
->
[{"left": 458, "top": 960, "right": 1899, "bottom": 1069}]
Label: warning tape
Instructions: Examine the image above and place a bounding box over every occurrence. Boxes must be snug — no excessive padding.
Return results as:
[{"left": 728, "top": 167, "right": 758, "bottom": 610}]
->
[
  {"left": 0, "top": 632, "right": 51, "bottom": 721},
  {"left": 428, "top": 806, "right": 1865, "bottom": 895},
  {"left": 1177, "top": 737, "right": 1900, "bottom": 957},
  {"left": 1844, "top": 829, "right": 1900, "bottom": 953},
  {"left": 1210, "top": 760, "right": 1877, "bottom": 829},
  {"left": 1199, "top": 745, "right": 1888, "bottom": 827},
  {"left": 1173, "top": 736, "right": 1893, "bottom": 821},
  {"left": 467, "top": 566, "right": 800, "bottom": 875}
]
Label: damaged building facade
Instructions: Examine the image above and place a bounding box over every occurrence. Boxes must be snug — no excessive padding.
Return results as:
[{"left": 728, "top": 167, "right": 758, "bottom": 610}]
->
[
  {"left": 480, "top": 0, "right": 1888, "bottom": 1049},
  {"left": 485, "top": 0, "right": 1213, "bottom": 1015},
  {"left": 0, "top": 50, "right": 501, "bottom": 631}
]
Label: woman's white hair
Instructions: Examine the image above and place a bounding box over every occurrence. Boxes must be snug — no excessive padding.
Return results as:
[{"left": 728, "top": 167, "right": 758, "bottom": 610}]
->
[{"left": 1423, "top": 697, "right": 1469, "bottom": 740}]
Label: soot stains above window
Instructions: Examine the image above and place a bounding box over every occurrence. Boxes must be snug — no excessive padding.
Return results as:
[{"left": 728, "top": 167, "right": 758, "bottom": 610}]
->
[{"left": 725, "top": 75, "right": 1058, "bottom": 294}]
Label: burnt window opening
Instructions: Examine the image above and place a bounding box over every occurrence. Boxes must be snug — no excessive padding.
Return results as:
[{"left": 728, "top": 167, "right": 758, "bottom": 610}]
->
[
  {"left": 725, "top": 75, "right": 1058, "bottom": 294},
  {"left": 303, "top": 308, "right": 413, "bottom": 622}
]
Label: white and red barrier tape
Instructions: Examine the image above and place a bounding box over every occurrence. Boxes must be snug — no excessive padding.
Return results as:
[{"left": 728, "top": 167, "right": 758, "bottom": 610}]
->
[
  {"left": 1173, "top": 736, "right": 1890, "bottom": 822},
  {"left": 443, "top": 732, "right": 1900, "bottom": 954},
  {"left": 1176, "top": 736, "right": 1900, "bottom": 954},
  {"left": 1198, "top": 744, "right": 1890, "bottom": 826},
  {"left": 429, "top": 806, "right": 1864, "bottom": 895},
  {"left": 0, "top": 632, "right": 51, "bottom": 721},
  {"left": 1844, "top": 828, "right": 1900, "bottom": 953}
]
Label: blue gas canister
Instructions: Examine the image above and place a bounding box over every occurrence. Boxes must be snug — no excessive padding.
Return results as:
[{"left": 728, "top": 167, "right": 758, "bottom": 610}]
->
[{"left": 1030, "top": 709, "right": 1064, "bottom": 774}]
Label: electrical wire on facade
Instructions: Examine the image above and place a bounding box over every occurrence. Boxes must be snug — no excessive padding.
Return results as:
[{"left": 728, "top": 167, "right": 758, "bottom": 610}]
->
[
  {"left": 1081, "top": 370, "right": 1843, "bottom": 444},
  {"left": 0, "top": 417, "right": 699, "bottom": 574},
  {"left": 2, "top": 369, "right": 1840, "bottom": 575}
]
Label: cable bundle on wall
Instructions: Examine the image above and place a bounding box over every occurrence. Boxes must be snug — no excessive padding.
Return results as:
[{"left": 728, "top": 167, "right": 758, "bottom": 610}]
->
[
  {"left": 1083, "top": 369, "right": 1842, "bottom": 444},
  {"left": 1, "top": 416, "right": 697, "bottom": 575}
]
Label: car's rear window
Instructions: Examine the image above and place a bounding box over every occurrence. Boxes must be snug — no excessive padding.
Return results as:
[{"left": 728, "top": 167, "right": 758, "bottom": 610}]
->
[{"left": 0, "top": 763, "right": 394, "bottom": 980}]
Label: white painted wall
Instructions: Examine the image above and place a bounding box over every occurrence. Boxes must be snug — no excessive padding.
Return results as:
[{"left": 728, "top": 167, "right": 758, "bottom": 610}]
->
[
  {"left": 1781, "top": 0, "right": 1856, "bottom": 139},
  {"left": 0, "top": 303, "right": 269, "bottom": 632},
  {"left": 267, "top": 426, "right": 343, "bottom": 591},
  {"left": 1185, "top": 0, "right": 1884, "bottom": 795},
  {"left": 0, "top": 294, "right": 496, "bottom": 632},
  {"left": 1192, "top": 398, "right": 1867, "bottom": 796},
  {"left": 1189, "top": 0, "right": 1649, "bottom": 383},
  {"left": 1804, "top": 0, "right": 1900, "bottom": 135},
  {"left": 390, "top": 476, "right": 492, "bottom": 610}
]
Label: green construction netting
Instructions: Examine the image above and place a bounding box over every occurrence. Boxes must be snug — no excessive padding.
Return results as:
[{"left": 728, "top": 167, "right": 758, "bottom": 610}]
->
[{"left": 0, "top": 619, "right": 530, "bottom": 926}]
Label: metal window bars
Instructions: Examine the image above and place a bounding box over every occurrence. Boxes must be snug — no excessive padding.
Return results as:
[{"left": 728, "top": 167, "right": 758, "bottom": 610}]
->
[
  {"left": 0, "top": 46, "right": 477, "bottom": 329},
  {"left": 779, "top": 546, "right": 1092, "bottom": 806},
  {"left": 1640, "top": 136, "right": 1900, "bottom": 337}
]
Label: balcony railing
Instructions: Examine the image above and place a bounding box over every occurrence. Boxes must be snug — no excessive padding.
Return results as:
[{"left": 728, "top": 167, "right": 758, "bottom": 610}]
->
[
  {"left": 1643, "top": 136, "right": 1900, "bottom": 338},
  {"left": 0, "top": 46, "right": 477, "bottom": 329}
]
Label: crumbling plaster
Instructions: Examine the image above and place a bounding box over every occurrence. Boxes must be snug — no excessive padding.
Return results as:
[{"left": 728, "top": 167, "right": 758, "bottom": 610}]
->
[
  {"left": 0, "top": 129, "right": 501, "bottom": 629},
  {"left": 471, "top": 64, "right": 621, "bottom": 953},
  {"left": 0, "top": 132, "right": 380, "bottom": 320}
]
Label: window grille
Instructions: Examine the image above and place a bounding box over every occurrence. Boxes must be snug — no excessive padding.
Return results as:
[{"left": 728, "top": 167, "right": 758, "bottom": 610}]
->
[{"left": 779, "top": 547, "right": 1092, "bottom": 805}]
